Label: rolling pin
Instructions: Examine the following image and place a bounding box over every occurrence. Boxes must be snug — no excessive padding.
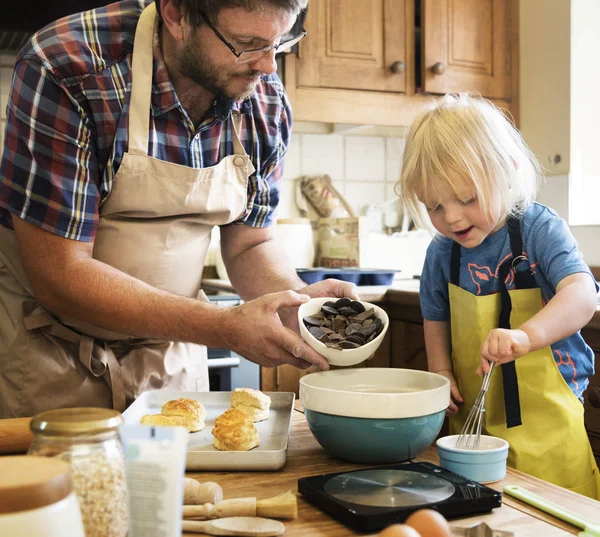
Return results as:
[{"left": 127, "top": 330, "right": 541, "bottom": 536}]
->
[{"left": 0, "top": 417, "right": 33, "bottom": 454}]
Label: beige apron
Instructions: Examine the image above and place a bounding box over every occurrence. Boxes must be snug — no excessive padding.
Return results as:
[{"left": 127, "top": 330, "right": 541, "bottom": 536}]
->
[{"left": 0, "top": 3, "right": 255, "bottom": 418}]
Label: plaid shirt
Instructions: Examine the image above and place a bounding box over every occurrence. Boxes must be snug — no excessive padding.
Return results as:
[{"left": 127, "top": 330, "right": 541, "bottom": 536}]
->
[{"left": 0, "top": 0, "right": 290, "bottom": 241}]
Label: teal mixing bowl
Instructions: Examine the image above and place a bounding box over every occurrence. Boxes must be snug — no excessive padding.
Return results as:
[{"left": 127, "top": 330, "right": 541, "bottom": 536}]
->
[{"left": 300, "top": 368, "right": 450, "bottom": 464}]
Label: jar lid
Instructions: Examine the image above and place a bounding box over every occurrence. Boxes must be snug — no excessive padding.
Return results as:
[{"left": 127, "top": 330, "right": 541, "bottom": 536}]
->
[
  {"left": 30, "top": 407, "right": 123, "bottom": 436},
  {"left": 0, "top": 456, "right": 73, "bottom": 513}
]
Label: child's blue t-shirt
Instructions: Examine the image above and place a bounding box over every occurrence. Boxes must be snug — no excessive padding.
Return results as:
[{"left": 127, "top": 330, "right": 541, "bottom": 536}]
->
[{"left": 420, "top": 202, "right": 598, "bottom": 399}]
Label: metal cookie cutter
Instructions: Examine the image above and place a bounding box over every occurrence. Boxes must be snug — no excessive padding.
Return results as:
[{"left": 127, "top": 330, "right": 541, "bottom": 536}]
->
[{"left": 453, "top": 522, "right": 514, "bottom": 537}]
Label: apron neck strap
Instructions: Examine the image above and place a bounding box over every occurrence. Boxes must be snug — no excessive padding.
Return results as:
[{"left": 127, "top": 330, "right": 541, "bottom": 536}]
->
[
  {"left": 449, "top": 215, "right": 532, "bottom": 287},
  {"left": 450, "top": 241, "right": 461, "bottom": 286},
  {"left": 450, "top": 215, "right": 529, "bottom": 429},
  {"left": 230, "top": 111, "right": 246, "bottom": 156},
  {"left": 128, "top": 2, "right": 157, "bottom": 156}
]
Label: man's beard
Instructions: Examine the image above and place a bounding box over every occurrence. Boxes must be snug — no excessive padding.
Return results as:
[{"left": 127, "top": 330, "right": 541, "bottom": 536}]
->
[{"left": 179, "top": 33, "right": 262, "bottom": 101}]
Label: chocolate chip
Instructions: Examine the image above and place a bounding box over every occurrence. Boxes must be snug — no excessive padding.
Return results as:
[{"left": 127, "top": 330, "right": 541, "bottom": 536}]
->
[
  {"left": 350, "top": 300, "right": 366, "bottom": 313},
  {"left": 334, "top": 298, "right": 352, "bottom": 309},
  {"left": 304, "top": 316, "right": 324, "bottom": 327},
  {"left": 321, "top": 305, "right": 338, "bottom": 316},
  {"left": 337, "top": 306, "right": 357, "bottom": 317}
]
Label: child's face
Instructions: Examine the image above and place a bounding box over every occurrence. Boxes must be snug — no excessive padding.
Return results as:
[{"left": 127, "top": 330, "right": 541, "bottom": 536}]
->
[{"left": 421, "top": 175, "right": 505, "bottom": 248}]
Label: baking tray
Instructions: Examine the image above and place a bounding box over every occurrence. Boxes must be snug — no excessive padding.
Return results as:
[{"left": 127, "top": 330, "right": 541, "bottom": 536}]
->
[{"left": 122, "top": 390, "right": 295, "bottom": 471}]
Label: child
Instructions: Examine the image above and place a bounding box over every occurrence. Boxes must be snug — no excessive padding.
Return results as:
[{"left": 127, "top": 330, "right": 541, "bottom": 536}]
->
[{"left": 398, "top": 93, "right": 600, "bottom": 498}]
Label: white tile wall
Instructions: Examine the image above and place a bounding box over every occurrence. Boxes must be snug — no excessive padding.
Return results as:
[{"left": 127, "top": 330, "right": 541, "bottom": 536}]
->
[
  {"left": 280, "top": 132, "right": 405, "bottom": 220},
  {"left": 345, "top": 136, "right": 385, "bottom": 181}
]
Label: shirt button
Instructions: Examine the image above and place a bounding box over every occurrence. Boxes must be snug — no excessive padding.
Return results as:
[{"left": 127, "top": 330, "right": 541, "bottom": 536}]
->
[{"left": 233, "top": 156, "right": 245, "bottom": 167}]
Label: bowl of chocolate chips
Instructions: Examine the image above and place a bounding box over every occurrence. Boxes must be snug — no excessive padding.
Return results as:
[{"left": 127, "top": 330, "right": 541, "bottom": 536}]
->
[{"left": 298, "top": 297, "right": 389, "bottom": 366}]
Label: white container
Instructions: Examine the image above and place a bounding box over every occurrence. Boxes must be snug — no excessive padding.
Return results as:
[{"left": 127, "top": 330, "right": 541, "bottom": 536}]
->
[
  {"left": 274, "top": 218, "right": 315, "bottom": 269},
  {"left": 0, "top": 456, "right": 85, "bottom": 537}
]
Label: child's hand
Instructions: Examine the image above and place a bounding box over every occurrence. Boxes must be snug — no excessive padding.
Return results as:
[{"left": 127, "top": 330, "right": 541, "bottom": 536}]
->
[
  {"left": 478, "top": 328, "right": 531, "bottom": 374},
  {"left": 432, "top": 369, "right": 463, "bottom": 416}
]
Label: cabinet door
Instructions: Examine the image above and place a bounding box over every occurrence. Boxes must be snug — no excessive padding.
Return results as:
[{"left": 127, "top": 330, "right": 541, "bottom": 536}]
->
[
  {"left": 422, "top": 0, "right": 511, "bottom": 100},
  {"left": 296, "top": 0, "right": 412, "bottom": 93},
  {"left": 391, "top": 320, "right": 428, "bottom": 371},
  {"left": 582, "top": 328, "right": 600, "bottom": 465}
]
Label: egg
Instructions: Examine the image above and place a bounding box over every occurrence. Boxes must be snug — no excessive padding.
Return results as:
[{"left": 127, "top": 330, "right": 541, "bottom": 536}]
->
[
  {"left": 378, "top": 524, "right": 421, "bottom": 537},
  {"left": 405, "top": 509, "right": 452, "bottom": 537}
]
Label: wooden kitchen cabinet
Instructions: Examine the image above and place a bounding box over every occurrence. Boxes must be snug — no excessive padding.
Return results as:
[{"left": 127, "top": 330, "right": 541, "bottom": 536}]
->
[
  {"left": 422, "top": 0, "right": 512, "bottom": 100},
  {"left": 581, "top": 327, "right": 600, "bottom": 466},
  {"left": 296, "top": 0, "right": 411, "bottom": 94},
  {"left": 285, "top": 0, "right": 518, "bottom": 126},
  {"left": 390, "top": 319, "right": 428, "bottom": 371}
]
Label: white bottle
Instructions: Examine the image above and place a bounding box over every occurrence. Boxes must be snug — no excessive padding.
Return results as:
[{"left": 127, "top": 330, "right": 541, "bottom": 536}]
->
[{"left": 0, "top": 455, "right": 86, "bottom": 537}]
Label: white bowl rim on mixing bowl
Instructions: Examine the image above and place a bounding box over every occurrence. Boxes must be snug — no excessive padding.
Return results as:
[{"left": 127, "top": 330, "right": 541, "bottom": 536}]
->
[
  {"left": 299, "top": 367, "right": 451, "bottom": 419},
  {"left": 436, "top": 434, "right": 509, "bottom": 453},
  {"left": 298, "top": 297, "right": 389, "bottom": 367}
]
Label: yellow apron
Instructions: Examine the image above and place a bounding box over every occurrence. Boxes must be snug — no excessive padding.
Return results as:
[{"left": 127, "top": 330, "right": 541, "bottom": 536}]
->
[{"left": 448, "top": 220, "right": 600, "bottom": 499}]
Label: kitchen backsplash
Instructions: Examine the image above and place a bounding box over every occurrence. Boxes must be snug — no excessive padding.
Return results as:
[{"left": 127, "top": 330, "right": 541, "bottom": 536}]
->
[
  {"left": 279, "top": 133, "right": 405, "bottom": 220},
  {"left": 1, "top": 52, "right": 599, "bottom": 266}
]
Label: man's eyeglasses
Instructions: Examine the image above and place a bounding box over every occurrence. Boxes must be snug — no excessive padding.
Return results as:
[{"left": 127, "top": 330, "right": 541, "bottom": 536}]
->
[{"left": 198, "top": 10, "right": 307, "bottom": 64}]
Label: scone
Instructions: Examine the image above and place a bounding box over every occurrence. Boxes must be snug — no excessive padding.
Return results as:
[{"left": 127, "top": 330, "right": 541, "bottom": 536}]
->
[
  {"left": 140, "top": 414, "right": 189, "bottom": 428},
  {"left": 212, "top": 408, "right": 259, "bottom": 451},
  {"left": 230, "top": 387, "right": 271, "bottom": 422},
  {"left": 161, "top": 398, "right": 206, "bottom": 432}
]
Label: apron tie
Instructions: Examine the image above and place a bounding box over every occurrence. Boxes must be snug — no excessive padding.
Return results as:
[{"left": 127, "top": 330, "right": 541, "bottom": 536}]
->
[{"left": 24, "top": 311, "right": 127, "bottom": 412}]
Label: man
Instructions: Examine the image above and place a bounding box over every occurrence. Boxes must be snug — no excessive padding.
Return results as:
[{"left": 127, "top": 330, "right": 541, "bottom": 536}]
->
[{"left": 0, "top": 0, "right": 356, "bottom": 418}]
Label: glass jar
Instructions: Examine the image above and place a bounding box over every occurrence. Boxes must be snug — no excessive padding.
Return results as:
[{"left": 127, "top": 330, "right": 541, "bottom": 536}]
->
[
  {"left": 28, "top": 408, "right": 128, "bottom": 537},
  {"left": 0, "top": 455, "right": 85, "bottom": 537}
]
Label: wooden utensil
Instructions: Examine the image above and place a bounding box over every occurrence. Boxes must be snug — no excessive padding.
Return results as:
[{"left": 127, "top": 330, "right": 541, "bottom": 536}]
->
[
  {"left": 184, "top": 477, "right": 224, "bottom": 505},
  {"left": 0, "top": 418, "right": 33, "bottom": 454},
  {"left": 181, "top": 516, "right": 284, "bottom": 536},
  {"left": 183, "top": 491, "right": 297, "bottom": 520}
]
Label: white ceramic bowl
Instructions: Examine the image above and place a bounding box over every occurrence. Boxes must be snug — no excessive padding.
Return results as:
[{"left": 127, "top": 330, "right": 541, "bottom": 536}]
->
[
  {"left": 299, "top": 368, "right": 451, "bottom": 463},
  {"left": 298, "top": 297, "right": 389, "bottom": 366},
  {"left": 436, "top": 435, "right": 510, "bottom": 483},
  {"left": 300, "top": 368, "right": 450, "bottom": 418}
]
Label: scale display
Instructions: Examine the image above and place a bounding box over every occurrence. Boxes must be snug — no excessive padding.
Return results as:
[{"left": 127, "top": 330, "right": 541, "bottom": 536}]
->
[{"left": 298, "top": 462, "right": 502, "bottom": 532}]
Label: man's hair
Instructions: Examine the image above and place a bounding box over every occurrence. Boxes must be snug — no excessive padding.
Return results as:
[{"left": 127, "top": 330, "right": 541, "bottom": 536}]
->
[
  {"left": 397, "top": 93, "right": 541, "bottom": 233},
  {"left": 155, "top": 0, "right": 308, "bottom": 27}
]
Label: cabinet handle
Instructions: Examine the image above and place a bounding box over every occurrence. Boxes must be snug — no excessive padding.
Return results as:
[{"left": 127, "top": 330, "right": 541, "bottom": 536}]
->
[
  {"left": 432, "top": 62, "right": 445, "bottom": 75},
  {"left": 390, "top": 61, "right": 405, "bottom": 74},
  {"left": 589, "top": 386, "right": 600, "bottom": 408}
]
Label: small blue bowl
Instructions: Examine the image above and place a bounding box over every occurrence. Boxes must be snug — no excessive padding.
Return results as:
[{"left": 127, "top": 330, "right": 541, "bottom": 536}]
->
[
  {"left": 436, "top": 435, "right": 509, "bottom": 483},
  {"left": 305, "top": 408, "right": 445, "bottom": 463}
]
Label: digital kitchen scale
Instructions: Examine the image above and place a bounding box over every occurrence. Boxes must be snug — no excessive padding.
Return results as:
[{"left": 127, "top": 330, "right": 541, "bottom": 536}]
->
[{"left": 298, "top": 461, "right": 502, "bottom": 532}]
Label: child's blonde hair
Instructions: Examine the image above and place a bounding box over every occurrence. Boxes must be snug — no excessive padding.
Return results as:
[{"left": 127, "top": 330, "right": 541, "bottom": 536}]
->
[{"left": 398, "top": 93, "right": 541, "bottom": 233}]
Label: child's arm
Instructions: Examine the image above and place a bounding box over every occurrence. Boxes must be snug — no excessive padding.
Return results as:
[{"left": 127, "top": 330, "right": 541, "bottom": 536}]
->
[
  {"left": 424, "top": 319, "right": 463, "bottom": 415},
  {"left": 479, "top": 272, "right": 598, "bottom": 373}
]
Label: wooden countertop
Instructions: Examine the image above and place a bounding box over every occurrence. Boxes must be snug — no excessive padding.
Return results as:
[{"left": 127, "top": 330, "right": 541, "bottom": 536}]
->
[{"left": 185, "top": 405, "right": 600, "bottom": 537}]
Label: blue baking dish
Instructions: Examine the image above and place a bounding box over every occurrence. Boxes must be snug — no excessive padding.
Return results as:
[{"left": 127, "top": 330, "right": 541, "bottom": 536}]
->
[{"left": 296, "top": 268, "right": 396, "bottom": 286}]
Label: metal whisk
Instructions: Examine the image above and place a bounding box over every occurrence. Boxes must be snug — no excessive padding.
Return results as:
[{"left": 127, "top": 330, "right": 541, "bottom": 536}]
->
[{"left": 456, "top": 361, "right": 496, "bottom": 450}]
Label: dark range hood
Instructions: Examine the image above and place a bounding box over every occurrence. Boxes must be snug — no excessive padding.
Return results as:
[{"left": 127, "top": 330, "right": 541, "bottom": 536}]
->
[{"left": 1, "top": 1, "right": 111, "bottom": 52}]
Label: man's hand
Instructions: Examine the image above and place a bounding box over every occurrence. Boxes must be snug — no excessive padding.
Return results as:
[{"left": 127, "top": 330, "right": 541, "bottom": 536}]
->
[
  {"left": 219, "top": 290, "right": 331, "bottom": 370},
  {"left": 478, "top": 328, "right": 531, "bottom": 374},
  {"left": 433, "top": 369, "right": 463, "bottom": 416},
  {"left": 281, "top": 278, "right": 360, "bottom": 333}
]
